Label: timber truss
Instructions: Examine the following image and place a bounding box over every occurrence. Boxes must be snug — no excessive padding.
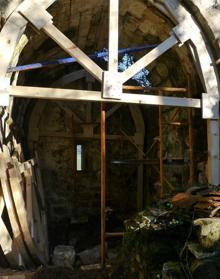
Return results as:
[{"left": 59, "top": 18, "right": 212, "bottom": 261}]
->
[
  {"left": 0, "top": 0, "right": 219, "bottom": 269},
  {"left": 0, "top": 0, "right": 203, "bottom": 109},
  {"left": 0, "top": 0, "right": 218, "bottom": 188}
]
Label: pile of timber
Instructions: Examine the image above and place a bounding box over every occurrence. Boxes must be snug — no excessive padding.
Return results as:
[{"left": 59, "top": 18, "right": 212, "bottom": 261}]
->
[
  {"left": 171, "top": 186, "right": 220, "bottom": 217},
  {"left": 0, "top": 145, "right": 48, "bottom": 268}
]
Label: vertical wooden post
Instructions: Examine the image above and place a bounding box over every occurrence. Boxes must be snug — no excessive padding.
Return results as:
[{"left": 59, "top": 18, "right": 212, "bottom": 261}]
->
[
  {"left": 100, "top": 102, "right": 106, "bottom": 267},
  {"left": 159, "top": 105, "right": 163, "bottom": 198},
  {"left": 207, "top": 120, "right": 220, "bottom": 186},
  {"left": 72, "top": 115, "right": 76, "bottom": 177},
  {"left": 187, "top": 77, "right": 194, "bottom": 187},
  {"left": 108, "top": 0, "right": 119, "bottom": 72}
]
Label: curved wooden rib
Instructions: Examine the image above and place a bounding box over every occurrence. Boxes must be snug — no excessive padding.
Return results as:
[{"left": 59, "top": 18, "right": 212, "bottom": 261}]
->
[
  {"left": 0, "top": 149, "right": 33, "bottom": 267},
  {"left": 0, "top": 0, "right": 56, "bottom": 77},
  {"left": 8, "top": 163, "right": 47, "bottom": 265},
  {"left": 23, "top": 161, "right": 49, "bottom": 261},
  {"left": 0, "top": 191, "right": 19, "bottom": 267}
]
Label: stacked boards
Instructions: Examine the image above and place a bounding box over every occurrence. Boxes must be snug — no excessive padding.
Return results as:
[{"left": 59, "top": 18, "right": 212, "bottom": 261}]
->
[{"left": 0, "top": 145, "right": 48, "bottom": 268}]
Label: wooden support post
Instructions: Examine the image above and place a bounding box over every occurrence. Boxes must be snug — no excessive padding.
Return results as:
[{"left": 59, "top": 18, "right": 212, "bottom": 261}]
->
[
  {"left": 137, "top": 147, "right": 144, "bottom": 211},
  {"left": 207, "top": 120, "right": 220, "bottom": 186},
  {"left": 108, "top": 0, "right": 119, "bottom": 72},
  {"left": 159, "top": 105, "right": 163, "bottom": 198},
  {"left": 100, "top": 103, "right": 106, "bottom": 268},
  {"left": 187, "top": 78, "right": 194, "bottom": 187}
]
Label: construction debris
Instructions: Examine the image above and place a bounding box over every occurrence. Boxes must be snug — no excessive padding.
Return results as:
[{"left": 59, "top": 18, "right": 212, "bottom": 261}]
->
[
  {"left": 171, "top": 186, "right": 220, "bottom": 217},
  {"left": 120, "top": 185, "right": 220, "bottom": 279}
]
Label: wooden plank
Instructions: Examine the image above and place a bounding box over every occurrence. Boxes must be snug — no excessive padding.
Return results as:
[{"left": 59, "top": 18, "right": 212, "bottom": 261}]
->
[
  {"left": 7, "top": 162, "right": 46, "bottom": 265},
  {"left": 121, "top": 35, "right": 178, "bottom": 83},
  {"left": 0, "top": 0, "right": 56, "bottom": 104},
  {"left": 39, "top": 133, "right": 136, "bottom": 141},
  {"left": 10, "top": 86, "right": 201, "bottom": 108},
  {"left": 129, "top": 105, "right": 145, "bottom": 211},
  {"left": 32, "top": 154, "right": 49, "bottom": 260},
  {"left": 22, "top": 160, "right": 48, "bottom": 261},
  {"left": 0, "top": 148, "right": 33, "bottom": 267},
  {"left": 32, "top": 174, "right": 45, "bottom": 256},
  {"left": 94, "top": 104, "right": 122, "bottom": 127},
  {"left": 105, "top": 232, "right": 124, "bottom": 237},
  {"left": 51, "top": 69, "right": 86, "bottom": 87},
  {"left": 0, "top": 193, "right": 19, "bottom": 267},
  {"left": 123, "top": 85, "right": 187, "bottom": 93},
  {"left": 108, "top": 0, "right": 119, "bottom": 72},
  {"left": 42, "top": 22, "right": 103, "bottom": 81},
  {"left": 207, "top": 120, "right": 220, "bottom": 185},
  {"left": 159, "top": 106, "right": 164, "bottom": 198},
  {"left": 187, "top": 78, "right": 194, "bottom": 187},
  {"left": 100, "top": 103, "right": 106, "bottom": 267},
  {"left": 32, "top": 153, "right": 46, "bottom": 210},
  {"left": 23, "top": 169, "right": 34, "bottom": 236},
  {"left": 18, "top": 1, "right": 52, "bottom": 30}
]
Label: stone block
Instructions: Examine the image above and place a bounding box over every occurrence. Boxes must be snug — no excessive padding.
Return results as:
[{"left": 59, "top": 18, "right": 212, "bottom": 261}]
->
[
  {"left": 127, "top": 1, "right": 147, "bottom": 19},
  {"left": 194, "top": 218, "right": 220, "bottom": 249},
  {"left": 52, "top": 245, "right": 76, "bottom": 267},
  {"left": 78, "top": 244, "right": 107, "bottom": 265}
]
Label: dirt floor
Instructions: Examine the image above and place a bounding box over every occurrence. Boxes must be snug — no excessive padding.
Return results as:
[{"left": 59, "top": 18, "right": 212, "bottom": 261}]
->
[
  {"left": 0, "top": 265, "right": 123, "bottom": 279},
  {"left": 34, "top": 266, "right": 120, "bottom": 279}
]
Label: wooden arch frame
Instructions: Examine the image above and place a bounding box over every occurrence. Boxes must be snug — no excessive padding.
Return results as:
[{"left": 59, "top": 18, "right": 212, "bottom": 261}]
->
[{"left": 0, "top": 0, "right": 219, "bottom": 182}]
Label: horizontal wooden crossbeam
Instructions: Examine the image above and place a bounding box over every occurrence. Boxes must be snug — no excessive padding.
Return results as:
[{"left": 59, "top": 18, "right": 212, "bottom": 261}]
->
[{"left": 10, "top": 86, "right": 201, "bottom": 108}]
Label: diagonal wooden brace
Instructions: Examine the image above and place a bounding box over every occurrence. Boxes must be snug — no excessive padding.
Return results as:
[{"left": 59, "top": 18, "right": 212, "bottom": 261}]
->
[
  {"left": 18, "top": 1, "right": 103, "bottom": 82},
  {"left": 18, "top": 0, "right": 53, "bottom": 30},
  {"left": 121, "top": 34, "right": 178, "bottom": 84}
]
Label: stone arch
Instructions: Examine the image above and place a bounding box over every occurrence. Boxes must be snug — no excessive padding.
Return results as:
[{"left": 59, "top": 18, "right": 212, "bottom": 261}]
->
[{"left": 0, "top": 0, "right": 219, "bottom": 185}]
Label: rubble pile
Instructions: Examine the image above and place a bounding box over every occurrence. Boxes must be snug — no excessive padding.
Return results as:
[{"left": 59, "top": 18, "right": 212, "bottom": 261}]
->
[{"left": 120, "top": 186, "right": 220, "bottom": 279}]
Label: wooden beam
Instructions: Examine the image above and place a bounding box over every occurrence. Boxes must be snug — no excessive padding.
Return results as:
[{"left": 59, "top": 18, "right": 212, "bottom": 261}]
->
[
  {"left": 123, "top": 85, "right": 187, "bottom": 93},
  {"left": 10, "top": 86, "right": 201, "bottom": 108},
  {"left": 42, "top": 23, "right": 103, "bottom": 82},
  {"left": 159, "top": 105, "right": 164, "bottom": 198},
  {"left": 0, "top": 149, "right": 32, "bottom": 267},
  {"left": 100, "top": 103, "right": 106, "bottom": 267},
  {"left": 39, "top": 133, "right": 135, "bottom": 141},
  {"left": 94, "top": 103, "right": 122, "bottom": 126},
  {"left": 207, "top": 120, "right": 220, "bottom": 186},
  {"left": 0, "top": 193, "right": 19, "bottom": 267},
  {"left": 129, "top": 105, "right": 145, "bottom": 211},
  {"left": 121, "top": 35, "right": 178, "bottom": 83},
  {"left": 108, "top": 0, "right": 119, "bottom": 72},
  {"left": 51, "top": 69, "right": 86, "bottom": 87},
  {"left": 18, "top": 0, "right": 103, "bottom": 82},
  {"left": 187, "top": 77, "right": 194, "bottom": 187},
  {"left": 105, "top": 232, "right": 124, "bottom": 238}
]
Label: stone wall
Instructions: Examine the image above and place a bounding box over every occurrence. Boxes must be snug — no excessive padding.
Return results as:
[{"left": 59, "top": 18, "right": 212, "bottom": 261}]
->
[{"left": 30, "top": 101, "right": 138, "bottom": 225}]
